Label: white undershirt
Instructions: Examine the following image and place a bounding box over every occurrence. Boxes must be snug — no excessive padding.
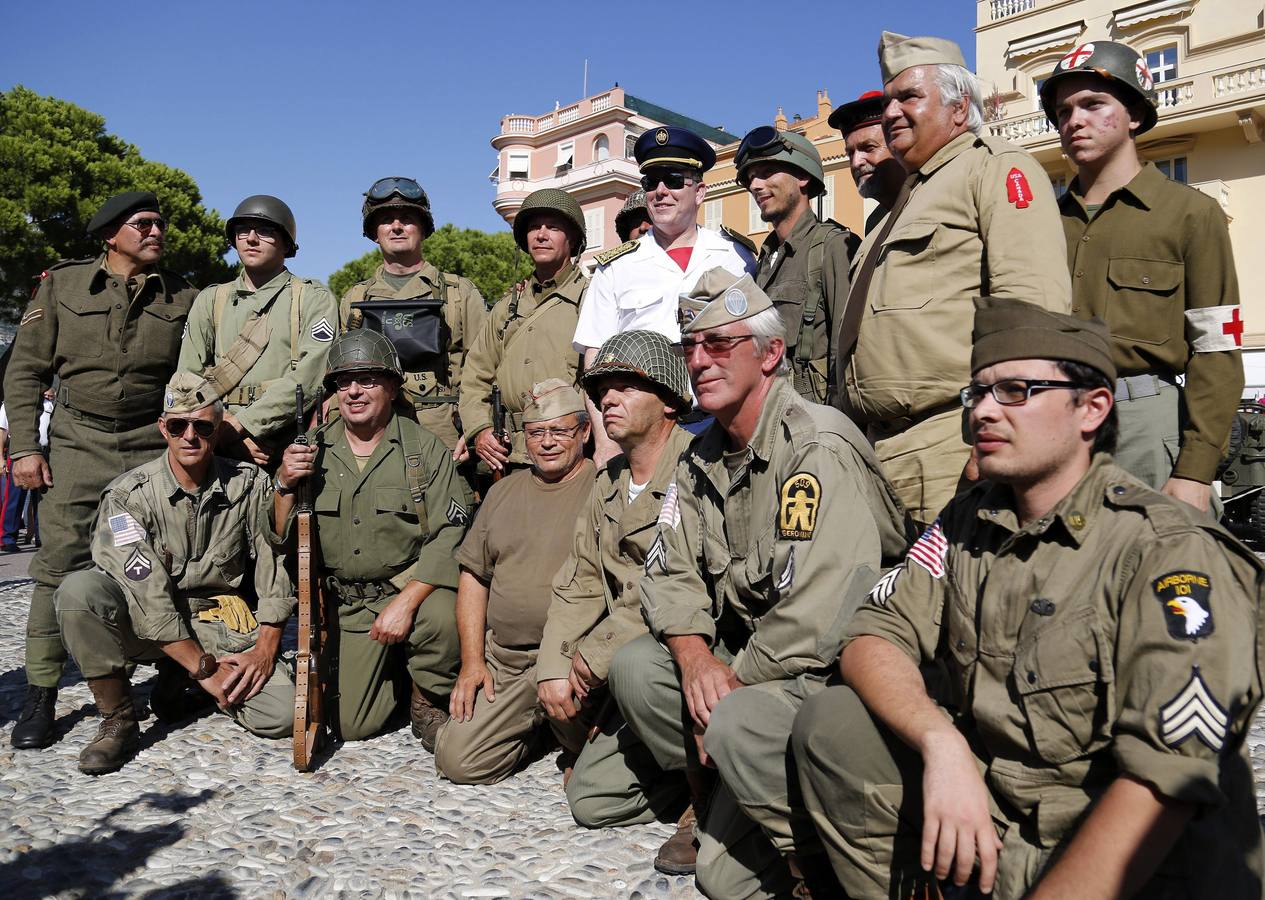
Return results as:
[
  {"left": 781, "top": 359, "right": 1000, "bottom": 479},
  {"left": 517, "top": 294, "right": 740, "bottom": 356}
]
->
[{"left": 628, "top": 479, "right": 648, "bottom": 504}]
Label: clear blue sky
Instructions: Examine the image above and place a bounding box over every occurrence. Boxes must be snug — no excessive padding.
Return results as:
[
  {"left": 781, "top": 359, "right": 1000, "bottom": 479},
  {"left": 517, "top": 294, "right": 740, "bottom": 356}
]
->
[{"left": 3, "top": 1, "right": 976, "bottom": 284}]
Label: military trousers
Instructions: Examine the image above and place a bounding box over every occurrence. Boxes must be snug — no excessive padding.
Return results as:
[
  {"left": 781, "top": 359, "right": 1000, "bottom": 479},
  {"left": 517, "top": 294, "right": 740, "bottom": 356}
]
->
[
  {"left": 869, "top": 408, "right": 972, "bottom": 529},
  {"left": 26, "top": 412, "right": 165, "bottom": 688},
  {"left": 433, "top": 634, "right": 586, "bottom": 785},
  {"left": 1113, "top": 380, "right": 1181, "bottom": 490},
  {"left": 54, "top": 570, "right": 295, "bottom": 739},
  {"left": 330, "top": 586, "right": 459, "bottom": 742}
]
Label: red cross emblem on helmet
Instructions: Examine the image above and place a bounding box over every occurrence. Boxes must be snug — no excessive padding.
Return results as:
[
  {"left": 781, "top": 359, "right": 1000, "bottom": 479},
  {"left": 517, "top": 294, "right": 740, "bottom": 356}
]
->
[
  {"left": 1136, "top": 58, "right": 1154, "bottom": 91},
  {"left": 1060, "top": 43, "right": 1095, "bottom": 70}
]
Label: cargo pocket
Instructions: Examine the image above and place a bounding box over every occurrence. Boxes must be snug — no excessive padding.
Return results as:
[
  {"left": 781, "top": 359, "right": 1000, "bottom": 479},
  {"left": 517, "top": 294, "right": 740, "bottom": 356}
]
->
[
  {"left": 59, "top": 293, "right": 115, "bottom": 358},
  {"left": 140, "top": 300, "right": 190, "bottom": 362},
  {"left": 872, "top": 221, "right": 938, "bottom": 311},
  {"left": 214, "top": 543, "right": 246, "bottom": 584},
  {"left": 1105, "top": 257, "right": 1183, "bottom": 346}
]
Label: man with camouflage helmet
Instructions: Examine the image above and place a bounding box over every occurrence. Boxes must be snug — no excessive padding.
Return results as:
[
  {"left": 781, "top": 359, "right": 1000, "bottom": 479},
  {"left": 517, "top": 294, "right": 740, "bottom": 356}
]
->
[
  {"left": 54, "top": 372, "right": 296, "bottom": 774},
  {"left": 178, "top": 194, "right": 338, "bottom": 466},
  {"left": 457, "top": 189, "right": 589, "bottom": 473},
  {"left": 275, "top": 328, "right": 471, "bottom": 748},
  {"left": 736, "top": 125, "right": 858, "bottom": 403},
  {"left": 340, "top": 177, "right": 488, "bottom": 452},
  {"left": 539, "top": 329, "right": 696, "bottom": 865},
  {"left": 614, "top": 190, "right": 652, "bottom": 243},
  {"left": 1043, "top": 40, "right": 1243, "bottom": 513},
  {"left": 5, "top": 190, "right": 197, "bottom": 752}
]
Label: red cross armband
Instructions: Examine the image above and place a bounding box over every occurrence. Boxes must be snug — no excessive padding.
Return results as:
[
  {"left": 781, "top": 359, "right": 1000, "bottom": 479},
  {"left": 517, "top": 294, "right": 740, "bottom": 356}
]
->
[{"left": 1185, "top": 305, "right": 1244, "bottom": 352}]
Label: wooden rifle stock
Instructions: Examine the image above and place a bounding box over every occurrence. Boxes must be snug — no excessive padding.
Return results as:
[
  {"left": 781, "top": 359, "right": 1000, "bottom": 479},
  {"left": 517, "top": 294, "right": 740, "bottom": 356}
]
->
[
  {"left": 292, "top": 385, "right": 327, "bottom": 771},
  {"left": 491, "top": 384, "right": 507, "bottom": 482}
]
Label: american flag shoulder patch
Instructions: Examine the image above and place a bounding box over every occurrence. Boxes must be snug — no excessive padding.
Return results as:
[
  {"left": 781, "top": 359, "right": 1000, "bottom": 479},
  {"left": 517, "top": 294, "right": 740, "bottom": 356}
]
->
[
  {"left": 109, "top": 512, "right": 146, "bottom": 547},
  {"left": 657, "top": 481, "right": 681, "bottom": 531},
  {"left": 907, "top": 519, "right": 948, "bottom": 579}
]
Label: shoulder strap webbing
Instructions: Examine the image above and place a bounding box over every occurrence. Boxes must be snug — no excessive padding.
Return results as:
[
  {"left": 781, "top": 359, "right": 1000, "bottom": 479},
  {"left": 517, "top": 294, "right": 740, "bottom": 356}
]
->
[
  {"left": 289, "top": 278, "right": 306, "bottom": 371},
  {"left": 202, "top": 281, "right": 285, "bottom": 399},
  {"left": 796, "top": 226, "right": 833, "bottom": 367},
  {"left": 398, "top": 419, "right": 429, "bottom": 521}
]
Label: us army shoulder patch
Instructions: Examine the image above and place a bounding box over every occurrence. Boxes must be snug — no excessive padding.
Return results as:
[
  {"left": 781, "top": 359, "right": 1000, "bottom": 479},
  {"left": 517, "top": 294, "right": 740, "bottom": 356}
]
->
[
  {"left": 446, "top": 498, "right": 469, "bottom": 527},
  {"left": 20, "top": 308, "right": 43, "bottom": 327},
  {"left": 1153, "top": 571, "right": 1214, "bottom": 640},
  {"left": 657, "top": 481, "right": 681, "bottom": 531},
  {"left": 645, "top": 532, "right": 669, "bottom": 576},
  {"left": 310, "top": 317, "right": 335, "bottom": 342},
  {"left": 594, "top": 240, "right": 640, "bottom": 267},
  {"left": 124, "top": 547, "right": 152, "bottom": 581},
  {"left": 1005, "top": 167, "right": 1032, "bottom": 209},
  {"left": 1160, "top": 665, "right": 1227, "bottom": 752},
  {"left": 778, "top": 472, "right": 821, "bottom": 540},
  {"left": 869, "top": 565, "right": 904, "bottom": 607},
  {"left": 907, "top": 518, "right": 948, "bottom": 579},
  {"left": 109, "top": 512, "right": 146, "bottom": 547}
]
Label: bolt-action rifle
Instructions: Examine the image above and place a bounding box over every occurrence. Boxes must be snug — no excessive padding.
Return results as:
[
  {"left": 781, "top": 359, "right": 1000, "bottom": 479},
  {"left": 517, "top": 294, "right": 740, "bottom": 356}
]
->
[
  {"left": 292, "top": 385, "right": 327, "bottom": 771},
  {"left": 490, "top": 384, "right": 508, "bottom": 483}
]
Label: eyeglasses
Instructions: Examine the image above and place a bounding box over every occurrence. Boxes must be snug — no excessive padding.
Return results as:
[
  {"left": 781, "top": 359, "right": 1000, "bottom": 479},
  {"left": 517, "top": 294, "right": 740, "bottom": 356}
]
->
[
  {"left": 676, "top": 334, "right": 756, "bottom": 356},
  {"left": 366, "top": 176, "right": 426, "bottom": 201},
  {"left": 165, "top": 417, "right": 216, "bottom": 438},
  {"left": 640, "top": 170, "right": 697, "bottom": 192},
  {"left": 735, "top": 125, "right": 795, "bottom": 169},
  {"left": 334, "top": 373, "right": 388, "bottom": 391},
  {"left": 524, "top": 423, "right": 584, "bottom": 442},
  {"left": 960, "top": 379, "right": 1086, "bottom": 409},
  {"left": 124, "top": 217, "right": 167, "bottom": 235},
  {"left": 234, "top": 222, "right": 282, "bottom": 242}
]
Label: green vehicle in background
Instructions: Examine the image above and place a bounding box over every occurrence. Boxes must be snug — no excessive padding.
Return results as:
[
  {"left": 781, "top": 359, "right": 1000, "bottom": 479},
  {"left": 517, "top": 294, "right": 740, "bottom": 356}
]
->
[{"left": 1219, "top": 399, "right": 1265, "bottom": 546}]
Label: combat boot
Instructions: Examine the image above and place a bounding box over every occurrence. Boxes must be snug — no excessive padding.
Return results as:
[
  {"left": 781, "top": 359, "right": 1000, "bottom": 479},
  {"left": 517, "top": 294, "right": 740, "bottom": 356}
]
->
[
  {"left": 10, "top": 684, "right": 57, "bottom": 749},
  {"left": 79, "top": 676, "right": 139, "bottom": 775},
  {"left": 410, "top": 683, "right": 449, "bottom": 752},
  {"left": 654, "top": 766, "right": 715, "bottom": 875}
]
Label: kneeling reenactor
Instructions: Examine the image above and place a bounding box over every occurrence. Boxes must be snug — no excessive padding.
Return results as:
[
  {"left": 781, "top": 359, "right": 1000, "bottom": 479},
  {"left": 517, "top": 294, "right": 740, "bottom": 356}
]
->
[
  {"left": 275, "top": 330, "right": 471, "bottom": 748},
  {"left": 55, "top": 373, "right": 296, "bottom": 775}
]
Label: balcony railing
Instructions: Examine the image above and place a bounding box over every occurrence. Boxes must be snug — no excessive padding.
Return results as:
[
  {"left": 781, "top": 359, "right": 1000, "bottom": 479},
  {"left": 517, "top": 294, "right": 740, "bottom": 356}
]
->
[
  {"left": 499, "top": 90, "right": 623, "bottom": 138},
  {"left": 987, "top": 110, "right": 1054, "bottom": 142},
  {"left": 504, "top": 116, "right": 535, "bottom": 135},
  {"left": 1155, "top": 77, "right": 1195, "bottom": 110},
  {"left": 591, "top": 91, "right": 614, "bottom": 113},
  {"left": 991, "top": 0, "right": 1036, "bottom": 20},
  {"left": 1215, "top": 64, "right": 1265, "bottom": 99}
]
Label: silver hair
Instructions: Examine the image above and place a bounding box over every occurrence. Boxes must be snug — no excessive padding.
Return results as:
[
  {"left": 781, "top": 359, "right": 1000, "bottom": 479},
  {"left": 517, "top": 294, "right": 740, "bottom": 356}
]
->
[
  {"left": 745, "top": 307, "right": 792, "bottom": 376},
  {"left": 162, "top": 399, "right": 225, "bottom": 424},
  {"left": 936, "top": 64, "right": 984, "bottom": 135}
]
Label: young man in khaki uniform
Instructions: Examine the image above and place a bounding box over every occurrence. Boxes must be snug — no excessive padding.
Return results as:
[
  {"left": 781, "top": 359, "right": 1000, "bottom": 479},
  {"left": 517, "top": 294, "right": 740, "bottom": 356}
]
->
[
  {"left": 55, "top": 373, "right": 295, "bottom": 774},
  {"left": 457, "top": 189, "right": 588, "bottom": 473},
  {"left": 598, "top": 270, "right": 910, "bottom": 894},
  {"left": 178, "top": 195, "right": 338, "bottom": 465},
  {"left": 836, "top": 32, "right": 1072, "bottom": 527},
  {"left": 794, "top": 298, "right": 1265, "bottom": 898},
  {"left": 434, "top": 380, "right": 594, "bottom": 784},
  {"left": 537, "top": 330, "right": 695, "bottom": 863},
  {"left": 736, "top": 126, "right": 857, "bottom": 404},
  {"left": 339, "top": 177, "right": 487, "bottom": 452},
  {"left": 1043, "top": 41, "right": 1243, "bottom": 513},
  {"left": 6, "top": 191, "right": 197, "bottom": 751},
  {"left": 275, "top": 330, "right": 471, "bottom": 748}
]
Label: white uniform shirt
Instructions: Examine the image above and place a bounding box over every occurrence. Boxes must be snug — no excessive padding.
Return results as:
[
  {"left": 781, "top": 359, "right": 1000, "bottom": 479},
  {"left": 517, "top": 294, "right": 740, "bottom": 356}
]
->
[{"left": 573, "top": 227, "right": 755, "bottom": 351}]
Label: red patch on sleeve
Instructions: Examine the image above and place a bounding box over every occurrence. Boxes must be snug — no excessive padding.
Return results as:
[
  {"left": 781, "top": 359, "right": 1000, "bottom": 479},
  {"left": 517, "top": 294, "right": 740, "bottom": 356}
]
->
[{"left": 1005, "top": 167, "right": 1032, "bottom": 209}]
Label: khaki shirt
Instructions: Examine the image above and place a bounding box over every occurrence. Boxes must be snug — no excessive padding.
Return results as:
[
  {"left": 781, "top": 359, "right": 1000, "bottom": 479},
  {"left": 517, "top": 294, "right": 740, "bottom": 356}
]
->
[
  {"left": 340, "top": 262, "right": 487, "bottom": 449},
  {"left": 841, "top": 133, "right": 1071, "bottom": 425},
  {"left": 458, "top": 263, "right": 588, "bottom": 463},
  {"left": 755, "top": 211, "right": 857, "bottom": 403},
  {"left": 1061, "top": 163, "right": 1243, "bottom": 482},
  {"left": 539, "top": 426, "right": 695, "bottom": 682},
  {"left": 846, "top": 455, "right": 1265, "bottom": 881},
  {"left": 5, "top": 255, "right": 196, "bottom": 456},
  {"left": 178, "top": 269, "right": 338, "bottom": 442},
  {"left": 641, "top": 378, "right": 911, "bottom": 686},
  {"left": 91, "top": 453, "right": 293, "bottom": 644},
  {"left": 306, "top": 414, "right": 470, "bottom": 628}
]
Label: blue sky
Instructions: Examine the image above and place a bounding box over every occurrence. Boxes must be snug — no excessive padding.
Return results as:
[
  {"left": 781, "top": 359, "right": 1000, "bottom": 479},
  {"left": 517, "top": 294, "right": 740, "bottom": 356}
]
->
[{"left": 3, "top": 1, "right": 976, "bottom": 284}]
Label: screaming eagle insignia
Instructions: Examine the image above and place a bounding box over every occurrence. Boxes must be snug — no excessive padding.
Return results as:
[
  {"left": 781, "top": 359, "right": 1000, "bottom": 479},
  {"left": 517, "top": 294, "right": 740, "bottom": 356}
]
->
[
  {"left": 778, "top": 472, "right": 820, "bottom": 540},
  {"left": 1153, "top": 571, "right": 1214, "bottom": 640}
]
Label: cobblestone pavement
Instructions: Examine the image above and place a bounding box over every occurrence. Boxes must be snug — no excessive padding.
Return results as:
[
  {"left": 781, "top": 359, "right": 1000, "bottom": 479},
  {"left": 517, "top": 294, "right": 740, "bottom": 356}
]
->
[{"left": 0, "top": 572, "right": 700, "bottom": 899}]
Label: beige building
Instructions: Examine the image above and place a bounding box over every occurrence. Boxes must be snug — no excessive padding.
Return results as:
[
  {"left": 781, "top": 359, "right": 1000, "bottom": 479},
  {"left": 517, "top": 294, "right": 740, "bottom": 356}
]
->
[{"left": 976, "top": 0, "right": 1265, "bottom": 389}]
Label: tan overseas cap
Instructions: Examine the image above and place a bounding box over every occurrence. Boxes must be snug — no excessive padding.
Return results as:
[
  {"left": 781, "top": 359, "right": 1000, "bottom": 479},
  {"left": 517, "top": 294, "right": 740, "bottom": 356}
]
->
[
  {"left": 971, "top": 297, "right": 1116, "bottom": 382},
  {"left": 678, "top": 269, "right": 773, "bottom": 335},
  {"left": 522, "top": 378, "right": 586, "bottom": 425},
  {"left": 879, "top": 31, "right": 968, "bottom": 84},
  {"left": 163, "top": 372, "right": 219, "bottom": 415}
]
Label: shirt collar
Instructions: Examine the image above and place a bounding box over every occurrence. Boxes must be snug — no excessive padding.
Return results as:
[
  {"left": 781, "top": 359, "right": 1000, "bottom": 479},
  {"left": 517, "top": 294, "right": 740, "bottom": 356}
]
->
[
  {"left": 532, "top": 261, "right": 575, "bottom": 294},
  {"left": 160, "top": 453, "right": 231, "bottom": 503},
  {"left": 1064, "top": 162, "right": 1161, "bottom": 217},
  {"left": 764, "top": 209, "right": 821, "bottom": 256},
  {"left": 972, "top": 453, "right": 1114, "bottom": 546},
  {"left": 93, "top": 254, "right": 162, "bottom": 291},
  {"left": 235, "top": 267, "right": 291, "bottom": 297},
  {"left": 918, "top": 131, "right": 977, "bottom": 178}
]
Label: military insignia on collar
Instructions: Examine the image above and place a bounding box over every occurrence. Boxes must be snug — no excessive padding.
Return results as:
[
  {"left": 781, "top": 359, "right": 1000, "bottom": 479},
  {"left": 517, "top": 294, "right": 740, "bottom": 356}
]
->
[
  {"left": 869, "top": 566, "right": 904, "bottom": 607},
  {"left": 907, "top": 518, "right": 948, "bottom": 579},
  {"left": 1160, "top": 666, "right": 1227, "bottom": 751},
  {"left": 723, "top": 288, "right": 748, "bottom": 317},
  {"left": 657, "top": 481, "right": 681, "bottom": 531},
  {"left": 20, "top": 308, "right": 43, "bottom": 327},
  {"left": 124, "top": 547, "right": 152, "bottom": 581},
  {"left": 446, "top": 498, "right": 469, "bottom": 527},
  {"left": 655, "top": 128, "right": 669, "bottom": 145},
  {"left": 1059, "top": 43, "right": 1095, "bottom": 70},
  {"left": 311, "top": 317, "right": 335, "bottom": 342},
  {"left": 109, "top": 513, "right": 146, "bottom": 547},
  {"left": 778, "top": 472, "right": 821, "bottom": 540},
  {"left": 775, "top": 548, "right": 796, "bottom": 593},
  {"left": 1153, "top": 571, "right": 1214, "bottom": 640}
]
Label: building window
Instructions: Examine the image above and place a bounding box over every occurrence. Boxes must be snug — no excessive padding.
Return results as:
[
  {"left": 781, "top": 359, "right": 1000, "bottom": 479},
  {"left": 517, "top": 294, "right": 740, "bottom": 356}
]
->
[
  {"left": 556, "top": 141, "right": 575, "bottom": 173},
  {"left": 1033, "top": 77, "right": 1045, "bottom": 111},
  {"left": 507, "top": 152, "right": 530, "bottom": 180},
  {"left": 817, "top": 174, "right": 835, "bottom": 221},
  {"left": 625, "top": 132, "right": 638, "bottom": 159},
  {"left": 748, "top": 194, "right": 767, "bottom": 233},
  {"left": 1146, "top": 45, "right": 1179, "bottom": 84},
  {"left": 1049, "top": 174, "right": 1067, "bottom": 196},
  {"left": 584, "top": 207, "right": 605, "bottom": 252},
  {"left": 1154, "top": 156, "right": 1187, "bottom": 183},
  {"left": 704, "top": 199, "right": 722, "bottom": 232},
  {"left": 593, "top": 134, "right": 610, "bottom": 162}
]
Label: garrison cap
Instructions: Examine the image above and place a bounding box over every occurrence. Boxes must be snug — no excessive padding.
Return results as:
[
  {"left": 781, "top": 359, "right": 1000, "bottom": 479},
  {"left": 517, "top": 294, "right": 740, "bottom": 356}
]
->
[
  {"left": 522, "top": 378, "right": 586, "bottom": 426},
  {"left": 634, "top": 126, "right": 716, "bottom": 173},
  {"left": 679, "top": 268, "right": 774, "bottom": 335},
  {"left": 878, "top": 31, "right": 968, "bottom": 84},
  {"left": 163, "top": 372, "right": 219, "bottom": 415},
  {"left": 1039, "top": 40, "right": 1159, "bottom": 135},
  {"left": 971, "top": 297, "right": 1116, "bottom": 382},
  {"left": 87, "top": 191, "right": 161, "bottom": 236},
  {"left": 583, "top": 330, "right": 692, "bottom": 412},
  {"left": 828, "top": 90, "right": 886, "bottom": 135}
]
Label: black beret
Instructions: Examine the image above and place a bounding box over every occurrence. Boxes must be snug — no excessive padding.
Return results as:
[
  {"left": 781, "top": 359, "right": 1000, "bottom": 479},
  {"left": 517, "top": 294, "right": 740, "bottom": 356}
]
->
[
  {"left": 87, "top": 191, "right": 161, "bottom": 236},
  {"left": 634, "top": 126, "right": 716, "bottom": 173}
]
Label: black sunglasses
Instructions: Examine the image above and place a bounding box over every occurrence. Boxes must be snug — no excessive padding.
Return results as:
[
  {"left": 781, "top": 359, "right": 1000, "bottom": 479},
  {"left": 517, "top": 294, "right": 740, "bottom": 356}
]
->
[
  {"left": 366, "top": 176, "right": 425, "bottom": 201},
  {"left": 165, "top": 417, "right": 216, "bottom": 438},
  {"left": 640, "top": 170, "right": 696, "bottom": 192}
]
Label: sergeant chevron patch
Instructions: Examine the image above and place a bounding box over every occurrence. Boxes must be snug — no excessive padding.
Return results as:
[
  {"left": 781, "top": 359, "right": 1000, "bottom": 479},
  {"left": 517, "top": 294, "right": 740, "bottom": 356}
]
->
[
  {"left": 446, "top": 498, "right": 469, "bottom": 527},
  {"left": 775, "top": 548, "right": 795, "bottom": 593},
  {"left": 869, "top": 565, "right": 904, "bottom": 607},
  {"left": 1160, "top": 666, "right": 1228, "bottom": 752},
  {"left": 645, "top": 532, "right": 669, "bottom": 576},
  {"left": 124, "top": 547, "right": 152, "bottom": 582},
  {"left": 310, "top": 317, "right": 335, "bottom": 342}
]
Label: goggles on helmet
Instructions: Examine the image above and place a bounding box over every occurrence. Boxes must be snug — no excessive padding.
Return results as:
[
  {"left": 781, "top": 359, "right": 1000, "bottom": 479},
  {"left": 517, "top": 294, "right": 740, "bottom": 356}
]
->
[{"left": 366, "top": 176, "right": 426, "bottom": 202}]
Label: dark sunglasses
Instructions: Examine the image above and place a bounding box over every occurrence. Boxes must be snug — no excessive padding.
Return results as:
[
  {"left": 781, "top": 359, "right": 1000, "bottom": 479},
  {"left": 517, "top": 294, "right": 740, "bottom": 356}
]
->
[
  {"left": 735, "top": 125, "right": 794, "bottom": 169},
  {"left": 366, "top": 176, "right": 425, "bottom": 201},
  {"left": 124, "top": 216, "right": 167, "bottom": 234},
  {"left": 165, "top": 417, "right": 216, "bottom": 438},
  {"left": 640, "top": 170, "right": 696, "bottom": 192}
]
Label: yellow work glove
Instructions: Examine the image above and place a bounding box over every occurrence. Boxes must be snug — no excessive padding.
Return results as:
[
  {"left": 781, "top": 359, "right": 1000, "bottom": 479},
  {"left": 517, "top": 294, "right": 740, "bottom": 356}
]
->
[{"left": 197, "top": 594, "right": 259, "bottom": 634}]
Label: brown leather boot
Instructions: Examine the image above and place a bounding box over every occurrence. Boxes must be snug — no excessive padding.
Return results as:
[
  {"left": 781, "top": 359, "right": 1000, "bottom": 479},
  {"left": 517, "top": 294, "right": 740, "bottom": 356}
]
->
[
  {"left": 410, "top": 683, "right": 449, "bottom": 752},
  {"left": 79, "top": 676, "right": 140, "bottom": 775},
  {"left": 654, "top": 766, "right": 715, "bottom": 875}
]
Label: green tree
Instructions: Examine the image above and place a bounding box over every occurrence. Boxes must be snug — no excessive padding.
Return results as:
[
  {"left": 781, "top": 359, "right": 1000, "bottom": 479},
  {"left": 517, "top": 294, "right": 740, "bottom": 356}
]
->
[
  {"left": 0, "top": 85, "right": 234, "bottom": 321},
  {"left": 328, "top": 224, "right": 533, "bottom": 303}
]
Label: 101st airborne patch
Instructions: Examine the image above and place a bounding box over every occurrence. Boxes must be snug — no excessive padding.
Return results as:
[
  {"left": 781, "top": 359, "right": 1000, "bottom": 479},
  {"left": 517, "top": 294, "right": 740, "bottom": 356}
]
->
[
  {"left": 1153, "top": 570, "right": 1214, "bottom": 640},
  {"left": 778, "top": 472, "right": 820, "bottom": 540}
]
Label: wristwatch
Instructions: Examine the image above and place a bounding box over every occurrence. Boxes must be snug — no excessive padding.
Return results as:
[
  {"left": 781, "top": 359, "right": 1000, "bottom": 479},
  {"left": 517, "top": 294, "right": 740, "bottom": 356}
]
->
[
  {"left": 273, "top": 476, "right": 294, "bottom": 496},
  {"left": 191, "top": 653, "right": 218, "bottom": 681}
]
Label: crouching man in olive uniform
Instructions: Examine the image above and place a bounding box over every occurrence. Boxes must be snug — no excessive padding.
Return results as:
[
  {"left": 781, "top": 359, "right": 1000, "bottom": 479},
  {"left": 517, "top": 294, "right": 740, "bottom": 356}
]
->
[
  {"left": 275, "top": 329, "right": 470, "bottom": 748},
  {"left": 55, "top": 373, "right": 296, "bottom": 775}
]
